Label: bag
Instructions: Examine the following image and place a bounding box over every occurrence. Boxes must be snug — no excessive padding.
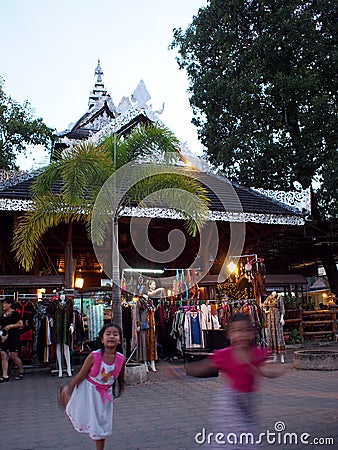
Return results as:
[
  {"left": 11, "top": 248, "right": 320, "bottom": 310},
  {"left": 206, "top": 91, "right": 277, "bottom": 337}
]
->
[{"left": 140, "top": 320, "right": 149, "bottom": 330}]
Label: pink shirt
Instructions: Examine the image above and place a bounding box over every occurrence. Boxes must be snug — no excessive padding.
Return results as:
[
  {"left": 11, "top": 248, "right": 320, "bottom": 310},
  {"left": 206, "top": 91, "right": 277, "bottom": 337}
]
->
[{"left": 209, "top": 346, "right": 267, "bottom": 393}]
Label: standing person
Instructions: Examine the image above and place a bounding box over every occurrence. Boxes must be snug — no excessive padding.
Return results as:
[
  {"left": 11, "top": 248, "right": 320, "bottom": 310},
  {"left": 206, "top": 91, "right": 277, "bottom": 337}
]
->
[
  {"left": 187, "top": 313, "right": 285, "bottom": 449},
  {"left": 262, "top": 291, "right": 286, "bottom": 363},
  {"left": 59, "top": 324, "right": 125, "bottom": 450},
  {"left": 147, "top": 279, "right": 165, "bottom": 299},
  {"left": 0, "top": 298, "right": 24, "bottom": 381}
]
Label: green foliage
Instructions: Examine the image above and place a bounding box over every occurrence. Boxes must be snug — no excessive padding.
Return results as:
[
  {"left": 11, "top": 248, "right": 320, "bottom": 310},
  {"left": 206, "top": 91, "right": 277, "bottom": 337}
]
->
[
  {"left": 13, "top": 124, "right": 209, "bottom": 271},
  {"left": 283, "top": 295, "right": 301, "bottom": 310},
  {"left": 100, "top": 124, "right": 180, "bottom": 170},
  {"left": 0, "top": 77, "right": 56, "bottom": 170},
  {"left": 170, "top": 0, "right": 337, "bottom": 218},
  {"left": 302, "top": 300, "right": 316, "bottom": 311},
  {"left": 12, "top": 197, "right": 87, "bottom": 271},
  {"left": 288, "top": 329, "right": 302, "bottom": 345}
]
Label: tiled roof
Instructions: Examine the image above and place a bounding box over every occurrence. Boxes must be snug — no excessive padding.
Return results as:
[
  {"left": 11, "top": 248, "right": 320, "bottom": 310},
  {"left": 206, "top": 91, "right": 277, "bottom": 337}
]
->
[
  {"left": 189, "top": 170, "right": 297, "bottom": 216},
  {"left": 0, "top": 165, "right": 304, "bottom": 224}
]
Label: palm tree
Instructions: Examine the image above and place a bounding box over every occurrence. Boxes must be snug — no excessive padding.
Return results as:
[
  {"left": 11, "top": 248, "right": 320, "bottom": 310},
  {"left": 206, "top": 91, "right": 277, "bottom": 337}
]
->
[
  {"left": 12, "top": 141, "right": 112, "bottom": 287},
  {"left": 13, "top": 124, "right": 209, "bottom": 329}
]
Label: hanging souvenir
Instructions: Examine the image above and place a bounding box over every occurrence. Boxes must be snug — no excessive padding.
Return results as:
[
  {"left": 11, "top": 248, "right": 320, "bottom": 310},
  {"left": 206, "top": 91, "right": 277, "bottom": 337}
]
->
[
  {"left": 137, "top": 274, "right": 145, "bottom": 295},
  {"left": 245, "top": 262, "right": 252, "bottom": 272},
  {"left": 120, "top": 275, "right": 127, "bottom": 292}
]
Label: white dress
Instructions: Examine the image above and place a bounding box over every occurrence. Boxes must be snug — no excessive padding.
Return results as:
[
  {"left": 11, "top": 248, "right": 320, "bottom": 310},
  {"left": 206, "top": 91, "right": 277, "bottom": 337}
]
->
[{"left": 66, "top": 358, "right": 116, "bottom": 440}]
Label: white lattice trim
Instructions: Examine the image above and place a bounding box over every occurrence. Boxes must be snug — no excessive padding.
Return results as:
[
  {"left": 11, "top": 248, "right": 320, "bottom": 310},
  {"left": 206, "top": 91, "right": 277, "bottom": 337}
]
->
[
  {"left": 0, "top": 199, "right": 304, "bottom": 225},
  {"left": 0, "top": 169, "right": 42, "bottom": 189},
  {"left": 89, "top": 107, "right": 162, "bottom": 145},
  {"left": 121, "top": 206, "right": 305, "bottom": 225},
  {"left": 251, "top": 187, "right": 311, "bottom": 214},
  {"left": 0, "top": 199, "right": 33, "bottom": 211}
]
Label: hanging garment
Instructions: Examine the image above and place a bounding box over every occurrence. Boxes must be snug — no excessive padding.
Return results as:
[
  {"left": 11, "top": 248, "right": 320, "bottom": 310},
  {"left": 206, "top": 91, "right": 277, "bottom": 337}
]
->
[
  {"left": 86, "top": 304, "right": 104, "bottom": 341},
  {"left": 262, "top": 295, "right": 285, "bottom": 354},
  {"left": 52, "top": 298, "right": 74, "bottom": 345},
  {"left": 200, "top": 303, "right": 212, "bottom": 330},
  {"left": 35, "top": 300, "right": 53, "bottom": 363},
  {"left": 190, "top": 313, "right": 202, "bottom": 345},
  {"left": 184, "top": 310, "right": 204, "bottom": 348}
]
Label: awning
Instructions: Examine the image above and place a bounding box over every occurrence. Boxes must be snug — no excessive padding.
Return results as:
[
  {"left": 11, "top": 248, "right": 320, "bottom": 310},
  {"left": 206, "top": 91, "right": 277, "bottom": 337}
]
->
[
  {"left": 265, "top": 274, "right": 307, "bottom": 289},
  {"left": 0, "top": 275, "right": 64, "bottom": 288}
]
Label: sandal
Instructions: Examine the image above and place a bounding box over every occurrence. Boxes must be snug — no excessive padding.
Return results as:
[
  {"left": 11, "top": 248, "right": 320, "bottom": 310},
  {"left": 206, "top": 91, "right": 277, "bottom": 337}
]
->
[
  {"left": 0, "top": 376, "right": 9, "bottom": 382},
  {"left": 15, "top": 372, "right": 24, "bottom": 380}
]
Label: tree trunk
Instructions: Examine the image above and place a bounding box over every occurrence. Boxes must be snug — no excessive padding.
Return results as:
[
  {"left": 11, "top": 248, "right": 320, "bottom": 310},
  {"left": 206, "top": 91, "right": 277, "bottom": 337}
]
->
[
  {"left": 320, "top": 245, "right": 338, "bottom": 296},
  {"left": 64, "top": 223, "right": 74, "bottom": 288},
  {"left": 112, "top": 219, "right": 122, "bottom": 330}
]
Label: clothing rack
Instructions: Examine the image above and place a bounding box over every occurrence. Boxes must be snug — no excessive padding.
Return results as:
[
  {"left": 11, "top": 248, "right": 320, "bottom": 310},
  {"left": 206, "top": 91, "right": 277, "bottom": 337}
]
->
[
  {"left": 219, "top": 298, "right": 258, "bottom": 306},
  {"left": 229, "top": 254, "right": 258, "bottom": 259}
]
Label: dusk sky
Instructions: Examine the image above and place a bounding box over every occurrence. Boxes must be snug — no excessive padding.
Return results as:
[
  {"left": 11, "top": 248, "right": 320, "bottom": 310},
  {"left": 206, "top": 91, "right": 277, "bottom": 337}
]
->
[{"left": 1, "top": 0, "right": 208, "bottom": 169}]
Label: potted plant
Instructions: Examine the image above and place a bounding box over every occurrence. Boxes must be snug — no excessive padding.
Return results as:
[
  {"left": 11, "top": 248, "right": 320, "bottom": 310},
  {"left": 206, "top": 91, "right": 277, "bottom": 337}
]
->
[{"left": 288, "top": 329, "right": 302, "bottom": 345}]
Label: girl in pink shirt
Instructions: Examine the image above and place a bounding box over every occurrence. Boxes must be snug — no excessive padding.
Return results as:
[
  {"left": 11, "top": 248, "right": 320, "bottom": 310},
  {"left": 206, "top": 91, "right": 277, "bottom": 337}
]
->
[
  {"left": 59, "top": 324, "right": 125, "bottom": 450},
  {"left": 187, "top": 313, "right": 285, "bottom": 449}
]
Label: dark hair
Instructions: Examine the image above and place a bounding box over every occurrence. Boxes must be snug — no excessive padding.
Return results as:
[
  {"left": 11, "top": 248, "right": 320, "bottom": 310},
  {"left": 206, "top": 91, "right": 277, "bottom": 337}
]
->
[
  {"left": 98, "top": 324, "right": 125, "bottom": 396},
  {"left": 228, "top": 313, "right": 254, "bottom": 326},
  {"left": 3, "top": 298, "right": 15, "bottom": 307},
  {"left": 98, "top": 323, "right": 123, "bottom": 352}
]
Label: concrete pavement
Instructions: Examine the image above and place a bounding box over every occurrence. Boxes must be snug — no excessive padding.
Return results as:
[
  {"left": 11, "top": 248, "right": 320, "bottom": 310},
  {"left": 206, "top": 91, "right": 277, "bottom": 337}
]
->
[{"left": 1, "top": 345, "right": 338, "bottom": 450}]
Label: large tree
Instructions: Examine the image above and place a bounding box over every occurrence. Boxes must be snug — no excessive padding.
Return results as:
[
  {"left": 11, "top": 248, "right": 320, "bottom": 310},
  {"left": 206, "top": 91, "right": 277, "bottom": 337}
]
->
[
  {"left": 0, "top": 77, "right": 55, "bottom": 170},
  {"left": 171, "top": 0, "right": 337, "bottom": 219}
]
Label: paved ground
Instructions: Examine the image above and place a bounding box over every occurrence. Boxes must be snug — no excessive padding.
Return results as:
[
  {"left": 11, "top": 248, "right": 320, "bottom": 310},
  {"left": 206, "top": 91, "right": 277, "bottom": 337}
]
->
[{"left": 1, "top": 345, "right": 338, "bottom": 450}]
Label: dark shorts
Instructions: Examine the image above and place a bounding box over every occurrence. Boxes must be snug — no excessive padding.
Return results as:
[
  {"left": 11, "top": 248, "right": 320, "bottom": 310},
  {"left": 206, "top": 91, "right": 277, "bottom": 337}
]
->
[{"left": 0, "top": 336, "right": 20, "bottom": 353}]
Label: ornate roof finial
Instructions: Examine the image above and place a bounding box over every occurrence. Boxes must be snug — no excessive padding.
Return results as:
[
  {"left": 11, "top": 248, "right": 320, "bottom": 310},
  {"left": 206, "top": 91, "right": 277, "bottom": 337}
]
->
[
  {"left": 88, "top": 59, "right": 108, "bottom": 109},
  {"left": 95, "top": 59, "right": 103, "bottom": 83}
]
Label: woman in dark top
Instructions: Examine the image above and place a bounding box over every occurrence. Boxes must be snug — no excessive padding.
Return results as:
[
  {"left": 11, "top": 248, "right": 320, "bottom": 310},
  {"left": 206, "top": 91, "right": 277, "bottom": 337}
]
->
[{"left": 0, "top": 298, "right": 24, "bottom": 381}]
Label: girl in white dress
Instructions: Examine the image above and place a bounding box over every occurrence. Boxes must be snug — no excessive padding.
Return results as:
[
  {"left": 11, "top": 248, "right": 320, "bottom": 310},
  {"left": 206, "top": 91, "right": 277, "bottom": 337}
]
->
[{"left": 59, "top": 324, "right": 125, "bottom": 450}]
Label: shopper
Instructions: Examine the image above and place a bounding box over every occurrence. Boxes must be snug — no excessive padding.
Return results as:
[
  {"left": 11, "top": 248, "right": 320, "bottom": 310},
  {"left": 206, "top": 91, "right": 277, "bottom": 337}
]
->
[
  {"left": 187, "top": 313, "right": 285, "bottom": 449},
  {"left": 59, "top": 324, "right": 125, "bottom": 450},
  {"left": 0, "top": 298, "right": 24, "bottom": 381}
]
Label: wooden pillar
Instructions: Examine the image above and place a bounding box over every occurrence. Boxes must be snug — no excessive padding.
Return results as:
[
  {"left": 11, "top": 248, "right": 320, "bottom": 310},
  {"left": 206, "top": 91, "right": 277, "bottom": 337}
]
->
[
  {"left": 64, "top": 223, "right": 74, "bottom": 288},
  {"left": 299, "top": 308, "right": 304, "bottom": 342},
  {"left": 331, "top": 307, "right": 337, "bottom": 339}
]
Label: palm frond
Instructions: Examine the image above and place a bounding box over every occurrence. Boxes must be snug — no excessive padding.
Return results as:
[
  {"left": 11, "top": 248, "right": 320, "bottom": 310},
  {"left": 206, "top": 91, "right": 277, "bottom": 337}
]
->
[
  {"left": 12, "top": 197, "right": 89, "bottom": 271},
  {"left": 32, "top": 142, "right": 112, "bottom": 203},
  {"left": 92, "top": 164, "right": 209, "bottom": 242},
  {"left": 60, "top": 142, "right": 112, "bottom": 204},
  {"left": 117, "top": 124, "right": 180, "bottom": 161},
  {"left": 31, "top": 158, "right": 65, "bottom": 196},
  {"left": 99, "top": 134, "right": 129, "bottom": 170}
]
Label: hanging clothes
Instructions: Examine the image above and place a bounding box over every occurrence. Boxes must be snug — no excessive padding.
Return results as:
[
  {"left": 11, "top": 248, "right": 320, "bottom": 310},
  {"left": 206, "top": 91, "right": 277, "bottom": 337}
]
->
[
  {"left": 72, "top": 309, "right": 85, "bottom": 349},
  {"left": 156, "top": 301, "right": 176, "bottom": 358},
  {"left": 170, "top": 309, "right": 185, "bottom": 353},
  {"left": 15, "top": 299, "right": 35, "bottom": 342},
  {"left": 184, "top": 309, "right": 204, "bottom": 349},
  {"left": 200, "top": 303, "right": 213, "bottom": 330},
  {"left": 86, "top": 304, "right": 104, "bottom": 341},
  {"left": 34, "top": 299, "right": 54, "bottom": 363},
  {"left": 136, "top": 298, "right": 157, "bottom": 362},
  {"left": 122, "top": 302, "right": 133, "bottom": 356},
  {"left": 51, "top": 297, "right": 73, "bottom": 346},
  {"left": 262, "top": 294, "right": 286, "bottom": 354}
]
